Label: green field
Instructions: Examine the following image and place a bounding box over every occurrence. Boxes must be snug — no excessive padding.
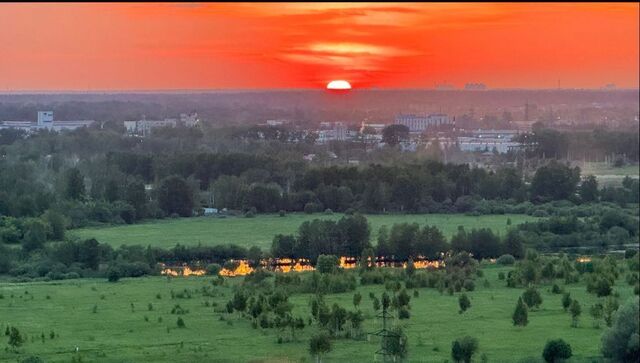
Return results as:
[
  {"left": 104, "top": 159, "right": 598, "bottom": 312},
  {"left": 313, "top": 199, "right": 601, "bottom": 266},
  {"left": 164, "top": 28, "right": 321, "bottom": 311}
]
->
[
  {"left": 71, "top": 213, "right": 537, "bottom": 250},
  {"left": 0, "top": 266, "right": 635, "bottom": 362},
  {"left": 579, "top": 162, "right": 639, "bottom": 187}
]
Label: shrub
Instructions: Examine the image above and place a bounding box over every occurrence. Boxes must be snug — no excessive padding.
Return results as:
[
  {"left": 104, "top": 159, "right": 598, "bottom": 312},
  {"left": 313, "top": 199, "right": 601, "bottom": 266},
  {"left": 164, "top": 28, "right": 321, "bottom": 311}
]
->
[
  {"left": 279, "top": 210, "right": 286, "bottom": 217},
  {"left": 513, "top": 297, "right": 529, "bottom": 326},
  {"left": 522, "top": 286, "right": 543, "bottom": 309},
  {"left": 498, "top": 272, "right": 505, "bottom": 280},
  {"left": 324, "top": 208, "right": 333, "bottom": 215},
  {"left": 601, "top": 297, "right": 639, "bottom": 362},
  {"left": 451, "top": 336, "right": 479, "bottom": 363},
  {"left": 177, "top": 317, "right": 186, "bottom": 328},
  {"left": 463, "top": 280, "right": 475, "bottom": 292},
  {"left": 459, "top": 294, "right": 471, "bottom": 314},
  {"left": 107, "top": 267, "right": 121, "bottom": 282},
  {"left": 542, "top": 339, "right": 572, "bottom": 363},
  {"left": 206, "top": 263, "right": 222, "bottom": 276},
  {"left": 497, "top": 254, "right": 516, "bottom": 265},
  {"left": 316, "top": 255, "right": 339, "bottom": 274}
]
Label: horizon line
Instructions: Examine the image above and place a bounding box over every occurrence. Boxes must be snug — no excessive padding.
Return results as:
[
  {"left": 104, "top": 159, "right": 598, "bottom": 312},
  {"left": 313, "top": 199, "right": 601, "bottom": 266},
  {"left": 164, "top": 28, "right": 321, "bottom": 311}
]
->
[{"left": 0, "top": 87, "right": 638, "bottom": 95}]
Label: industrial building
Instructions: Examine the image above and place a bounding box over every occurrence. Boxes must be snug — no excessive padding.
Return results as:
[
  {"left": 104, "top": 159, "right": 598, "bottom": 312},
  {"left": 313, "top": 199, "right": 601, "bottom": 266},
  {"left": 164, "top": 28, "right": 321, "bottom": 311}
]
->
[
  {"left": 124, "top": 112, "right": 199, "bottom": 136},
  {"left": 0, "top": 111, "right": 94, "bottom": 132},
  {"left": 394, "top": 114, "right": 451, "bottom": 132}
]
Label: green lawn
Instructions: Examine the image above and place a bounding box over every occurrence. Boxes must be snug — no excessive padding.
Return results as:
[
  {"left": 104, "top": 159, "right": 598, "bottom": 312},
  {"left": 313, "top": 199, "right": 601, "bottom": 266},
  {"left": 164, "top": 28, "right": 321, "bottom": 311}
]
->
[
  {"left": 71, "top": 213, "right": 537, "bottom": 250},
  {"left": 0, "top": 266, "right": 635, "bottom": 362},
  {"left": 579, "top": 162, "right": 639, "bottom": 187}
]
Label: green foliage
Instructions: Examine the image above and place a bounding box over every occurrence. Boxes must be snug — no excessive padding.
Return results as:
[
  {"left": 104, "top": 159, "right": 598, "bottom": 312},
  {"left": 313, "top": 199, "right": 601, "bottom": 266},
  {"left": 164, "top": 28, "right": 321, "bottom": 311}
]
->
[
  {"left": 542, "top": 339, "right": 572, "bottom": 363},
  {"left": 569, "top": 300, "right": 581, "bottom": 328},
  {"left": 309, "top": 332, "right": 331, "bottom": 361},
  {"left": 522, "top": 286, "right": 543, "bottom": 309},
  {"left": 513, "top": 297, "right": 529, "bottom": 327},
  {"left": 316, "top": 255, "right": 339, "bottom": 274},
  {"left": 459, "top": 293, "right": 471, "bottom": 314},
  {"left": 601, "top": 297, "right": 639, "bottom": 362},
  {"left": 451, "top": 335, "right": 479, "bottom": 363}
]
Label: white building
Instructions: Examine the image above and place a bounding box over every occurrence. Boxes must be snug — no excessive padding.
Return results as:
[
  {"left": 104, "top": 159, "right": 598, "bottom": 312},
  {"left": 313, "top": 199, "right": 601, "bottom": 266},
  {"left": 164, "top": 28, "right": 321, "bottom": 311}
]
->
[
  {"left": 0, "top": 111, "right": 94, "bottom": 132},
  {"left": 124, "top": 112, "right": 199, "bottom": 136},
  {"left": 180, "top": 112, "right": 200, "bottom": 127},
  {"left": 457, "top": 129, "right": 522, "bottom": 154},
  {"left": 395, "top": 114, "right": 451, "bottom": 132},
  {"left": 124, "top": 118, "right": 177, "bottom": 137}
]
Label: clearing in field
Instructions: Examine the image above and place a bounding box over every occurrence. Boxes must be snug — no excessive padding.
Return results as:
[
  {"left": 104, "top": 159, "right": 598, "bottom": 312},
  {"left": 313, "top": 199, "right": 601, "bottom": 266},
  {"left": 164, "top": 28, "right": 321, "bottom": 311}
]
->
[{"left": 71, "top": 213, "right": 536, "bottom": 250}]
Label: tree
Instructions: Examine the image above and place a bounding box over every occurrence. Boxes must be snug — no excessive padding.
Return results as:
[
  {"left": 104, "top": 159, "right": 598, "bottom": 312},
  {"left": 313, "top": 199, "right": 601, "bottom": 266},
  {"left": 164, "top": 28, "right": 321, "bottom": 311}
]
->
[
  {"left": 542, "top": 339, "right": 572, "bottom": 363},
  {"left": 503, "top": 229, "right": 525, "bottom": 259},
  {"left": 232, "top": 290, "right": 248, "bottom": 313},
  {"left": 107, "top": 267, "right": 121, "bottom": 282},
  {"left": 601, "top": 297, "right": 639, "bottom": 362},
  {"left": 44, "top": 210, "right": 67, "bottom": 240},
  {"left": 316, "top": 255, "right": 339, "bottom": 274},
  {"left": 157, "top": 175, "right": 194, "bottom": 217},
  {"left": 590, "top": 303, "right": 604, "bottom": 328},
  {"left": 176, "top": 317, "right": 185, "bottom": 328},
  {"left": 65, "top": 167, "right": 85, "bottom": 200},
  {"left": 522, "top": 286, "right": 543, "bottom": 309},
  {"left": 382, "top": 124, "right": 409, "bottom": 146},
  {"left": 530, "top": 161, "right": 580, "bottom": 202},
  {"left": 459, "top": 293, "right": 471, "bottom": 314},
  {"left": 8, "top": 326, "right": 24, "bottom": 350},
  {"left": 271, "top": 234, "right": 297, "bottom": 259},
  {"left": 603, "top": 297, "right": 620, "bottom": 327},
  {"left": 309, "top": 332, "right": 331, "bottom": 363},
  {"left": 451, "top": 336, "right": 479, "bottom": 363},
  {"left": 580, "top": 175, "right": 599, "bottom": 202},
  {"left": 22, "top": 218, "right": 48, "bottom": 252},
  {"left": 353, "top": 292, "right": 362, "bottom": 310},
  {"left": 561, "top": 293, "right": 572, "bottom": 312},
  {"left": 569, "top": 299, "right": 581, "bottom": 328},
  {"left": 513, "top": 297, "right": 529, "bottom": 326},
  {"left": 125, "top": 180, "right": 147, "bottom": 220}
]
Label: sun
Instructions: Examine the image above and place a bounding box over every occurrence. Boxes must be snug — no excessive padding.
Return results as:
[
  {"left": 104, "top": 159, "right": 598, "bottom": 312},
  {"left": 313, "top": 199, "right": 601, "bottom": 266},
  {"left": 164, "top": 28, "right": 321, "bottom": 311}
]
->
[{"left": 326, "top": 80, "right": 352, "bottom": 90}]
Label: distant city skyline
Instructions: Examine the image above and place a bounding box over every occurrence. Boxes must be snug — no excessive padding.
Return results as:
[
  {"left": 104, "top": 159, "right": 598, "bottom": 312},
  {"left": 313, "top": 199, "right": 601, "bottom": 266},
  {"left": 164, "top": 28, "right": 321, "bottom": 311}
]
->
[{"left": 0, "top": 3, "right": 638, "bottom": 91}]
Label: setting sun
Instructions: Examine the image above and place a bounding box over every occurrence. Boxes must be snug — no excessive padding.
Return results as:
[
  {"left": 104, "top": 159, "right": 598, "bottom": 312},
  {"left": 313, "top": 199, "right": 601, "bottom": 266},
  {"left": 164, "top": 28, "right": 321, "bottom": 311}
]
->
[{"left": 327, "top": 80, "right": 352, "bottom": 90}]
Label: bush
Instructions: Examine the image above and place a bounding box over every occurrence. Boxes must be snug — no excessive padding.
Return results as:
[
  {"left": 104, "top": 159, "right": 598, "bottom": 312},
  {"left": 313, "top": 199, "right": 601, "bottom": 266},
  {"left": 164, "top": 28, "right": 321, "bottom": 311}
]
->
[
  {"left": 324, "top": 208, "right": 333, "bottom": 215},
  {"left": 498, "top": 272, "right": 505, "bottom": 280},
  {"left": 451, "top": 336, "right": 479, "bottom": 363},
  {"left": 278, "top": 210, "right": 286, "bottom": 217},
  {"left": 107, "top": 267, "right": 121, "bottom": 282},
  {"left": 497, "top": 254, "right": 516, "bottom": 265},
  {"left": 304, "top": 203, "right": 318, "bottom": 214},
  {"left": 176, "top": 317, "right": 186, "bottom": 328},
  {"left": 206, "top": 263, "right": 222, "bottom": 276},
  {"left": 601, "top": 297, "right": 639, "bottom": 362},
  {"left": 542, "top": 339, "right": 572, "bottom": 363},
  {"left": 316, "top": 255, "right": 339, "bottom": 274}
]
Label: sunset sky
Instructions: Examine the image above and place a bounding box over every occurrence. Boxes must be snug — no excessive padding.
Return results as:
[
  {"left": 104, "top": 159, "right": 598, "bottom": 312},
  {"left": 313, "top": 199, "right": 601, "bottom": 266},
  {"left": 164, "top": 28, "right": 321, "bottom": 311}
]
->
[{"left": 0, "top": 2, "right": 638, "bottom": 90}]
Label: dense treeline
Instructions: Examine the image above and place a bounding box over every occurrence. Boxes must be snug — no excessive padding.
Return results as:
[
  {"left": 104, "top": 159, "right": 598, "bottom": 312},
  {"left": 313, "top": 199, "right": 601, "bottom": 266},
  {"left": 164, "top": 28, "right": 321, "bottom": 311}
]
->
[{"left": 516, "top": 126, "right": 639, "bottom": 162}]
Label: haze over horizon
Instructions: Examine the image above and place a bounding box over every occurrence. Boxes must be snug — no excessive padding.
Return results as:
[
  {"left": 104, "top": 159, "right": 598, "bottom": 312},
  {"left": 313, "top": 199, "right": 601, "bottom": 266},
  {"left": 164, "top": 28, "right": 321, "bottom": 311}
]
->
[{"left": 0, "top": 2, "right": 638, "bottom": 91}]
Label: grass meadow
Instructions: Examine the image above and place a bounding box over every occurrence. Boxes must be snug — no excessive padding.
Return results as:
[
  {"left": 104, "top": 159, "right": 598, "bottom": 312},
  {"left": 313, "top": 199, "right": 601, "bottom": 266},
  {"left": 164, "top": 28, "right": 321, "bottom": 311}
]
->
[
  {"left": 1, "top": 266, "right": 635, "bottom": 362},
  {"left": 71, "top": 213, "right": 537, "bottom": 250}
]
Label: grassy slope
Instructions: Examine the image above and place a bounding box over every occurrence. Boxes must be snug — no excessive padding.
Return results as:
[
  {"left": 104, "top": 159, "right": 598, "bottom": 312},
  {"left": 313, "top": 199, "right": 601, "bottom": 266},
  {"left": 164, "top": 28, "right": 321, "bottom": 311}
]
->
[
  {"left": 71, "top": 213, "right": 536, "bottom": 250},
  {"left": 1, "top": 267, "right": 635, "bottom": 362}
]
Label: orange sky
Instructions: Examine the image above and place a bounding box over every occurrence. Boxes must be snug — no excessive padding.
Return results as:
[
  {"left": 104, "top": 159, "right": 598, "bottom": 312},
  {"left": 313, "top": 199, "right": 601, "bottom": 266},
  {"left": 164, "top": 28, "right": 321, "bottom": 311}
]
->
[{"left": 0, "top": 2, "right": 638, "bottom": 90}]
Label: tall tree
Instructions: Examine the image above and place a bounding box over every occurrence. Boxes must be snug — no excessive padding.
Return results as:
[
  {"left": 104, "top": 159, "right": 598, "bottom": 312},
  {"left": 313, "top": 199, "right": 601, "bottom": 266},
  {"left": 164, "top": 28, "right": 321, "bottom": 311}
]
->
[
  {"left": 65, "top": 167, "right": 85, "bottom": 200},
  {"left": 157, "top": 175, "right": 194, "bottom": 217}
]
